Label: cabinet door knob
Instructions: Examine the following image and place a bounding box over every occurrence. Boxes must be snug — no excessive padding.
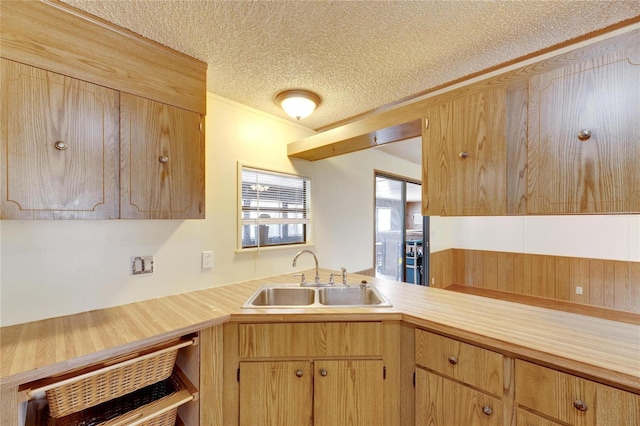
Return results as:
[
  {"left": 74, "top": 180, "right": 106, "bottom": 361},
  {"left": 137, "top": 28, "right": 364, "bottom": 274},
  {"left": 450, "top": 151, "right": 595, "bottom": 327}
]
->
[
  {"left": 159, "top": 155, "right": 169, "bottom": 164},
  {"left": 54, "top": 141, "right": 68, "bottom": 151},
  {"left": 573, "top": 400, "right": 588, "bottom": 411},
  {"left": 319, "top": 368, "right": 328, "bottom": 377},
  {"left": 458, "top": 151, "right": 468, "bottom": 159},
  {"left": 482, "top": 406, "right": 493, "bottom": 416},
  {"left": 577, "top": 129, "right": 592, "bottom": 141},
  {"left": 295, "top": 369, "right": 304, "bottom": 378},
  {"left": 448, "top": 356, "right": 458, "bottom": 365}
]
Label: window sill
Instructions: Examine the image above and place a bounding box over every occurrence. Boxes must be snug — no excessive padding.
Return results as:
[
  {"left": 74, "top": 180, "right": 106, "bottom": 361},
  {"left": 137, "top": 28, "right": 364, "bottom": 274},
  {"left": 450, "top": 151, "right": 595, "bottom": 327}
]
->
[{"left": 235, "top": 243, "right": 315, "bottom": 254}]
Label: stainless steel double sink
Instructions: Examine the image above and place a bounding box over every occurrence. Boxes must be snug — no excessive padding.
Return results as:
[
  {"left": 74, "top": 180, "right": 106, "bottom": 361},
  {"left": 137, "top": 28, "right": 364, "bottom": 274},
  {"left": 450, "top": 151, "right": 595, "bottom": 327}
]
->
[{"left": 242, "top": 284, "right": 393, "bottom": 308}]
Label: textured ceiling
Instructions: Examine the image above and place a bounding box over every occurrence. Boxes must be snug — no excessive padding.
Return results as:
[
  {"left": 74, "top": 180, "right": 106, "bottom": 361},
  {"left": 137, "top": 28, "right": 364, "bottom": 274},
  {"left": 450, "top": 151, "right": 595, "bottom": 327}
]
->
[{"left": 61, "top": 0, "right": 640, "bottom": 131}]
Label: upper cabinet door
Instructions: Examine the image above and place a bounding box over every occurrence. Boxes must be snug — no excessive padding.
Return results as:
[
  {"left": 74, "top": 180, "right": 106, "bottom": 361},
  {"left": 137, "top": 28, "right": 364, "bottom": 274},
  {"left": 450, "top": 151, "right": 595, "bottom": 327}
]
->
[
  {"left": 527, "top": 47, "right": 640, "bottom": 214},
  {"left": 0, "top": 59, "right": 119, "bottom": 219},
  {"left": 120, "top": 93, "right": 205, "bottom": 219},
  {"left": 423, "top": 87, "right": 507, "bottom": 216}
]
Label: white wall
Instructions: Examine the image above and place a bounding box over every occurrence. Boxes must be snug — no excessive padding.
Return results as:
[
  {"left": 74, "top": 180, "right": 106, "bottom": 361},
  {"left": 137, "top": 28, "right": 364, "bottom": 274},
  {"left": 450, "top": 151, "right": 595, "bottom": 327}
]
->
[
  {"left": 0, "top": 94, "right": 316, "bottom": 326},
  {"left": 2, "top": 93, "right": 637, "bottom": 326},
  {"left": 311, "top": 149, "right": 421, "bottom": 273}
]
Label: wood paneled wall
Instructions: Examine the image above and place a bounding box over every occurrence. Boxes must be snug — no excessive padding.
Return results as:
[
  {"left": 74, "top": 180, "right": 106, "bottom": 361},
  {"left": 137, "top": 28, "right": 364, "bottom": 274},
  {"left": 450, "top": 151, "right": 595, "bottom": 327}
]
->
[{"left": 430, "top": 249, "right": 640, "bottom": 313}]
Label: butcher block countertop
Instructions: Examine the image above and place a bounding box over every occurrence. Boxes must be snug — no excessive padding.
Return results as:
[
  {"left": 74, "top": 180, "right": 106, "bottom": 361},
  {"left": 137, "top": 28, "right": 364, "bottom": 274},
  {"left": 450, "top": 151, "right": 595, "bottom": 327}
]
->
[{"left": 1, "top": 269, "right": 639, "bottom": 392}]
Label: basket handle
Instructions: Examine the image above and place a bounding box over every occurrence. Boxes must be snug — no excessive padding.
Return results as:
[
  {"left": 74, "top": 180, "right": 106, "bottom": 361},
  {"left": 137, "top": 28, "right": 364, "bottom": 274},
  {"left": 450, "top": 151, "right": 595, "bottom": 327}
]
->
[
  {"left": 109, "top": 412, "right": 143, "bottom": 426},
  {"left": 102, "top": 386, "right": 194, "bottom": 426},
  {"left": 26, "top": 338, "right": 196, "bottom": 398}
]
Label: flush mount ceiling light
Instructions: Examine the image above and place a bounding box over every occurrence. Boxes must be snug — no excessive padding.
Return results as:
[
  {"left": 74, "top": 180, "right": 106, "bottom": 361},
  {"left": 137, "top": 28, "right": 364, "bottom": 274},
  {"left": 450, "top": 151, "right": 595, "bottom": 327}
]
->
[{"left": 275, "top": 89, "right": 321, "bottom": 120}]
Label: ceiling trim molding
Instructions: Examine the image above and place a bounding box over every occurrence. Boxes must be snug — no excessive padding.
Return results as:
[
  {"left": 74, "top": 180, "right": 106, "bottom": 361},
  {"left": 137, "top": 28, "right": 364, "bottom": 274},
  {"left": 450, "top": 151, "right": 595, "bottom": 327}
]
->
[
  {"left": 288, "top": 21, "right": 640, "bottom": 162},
  {"left": 315, "top": 16, "right": 640, "bottom": 133}
]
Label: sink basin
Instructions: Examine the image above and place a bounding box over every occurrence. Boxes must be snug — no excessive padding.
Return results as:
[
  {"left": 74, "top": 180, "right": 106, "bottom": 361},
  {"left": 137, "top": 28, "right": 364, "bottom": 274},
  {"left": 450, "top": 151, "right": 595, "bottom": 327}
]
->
[
  {"left": 318, "top": 287, "right": 384, "bottom": 306},
  {"left": 242, "top": 284, "right": 392, "bottom": 308},
  {"left": 248, "top": 287, "right": 315, "bottom": 306}
]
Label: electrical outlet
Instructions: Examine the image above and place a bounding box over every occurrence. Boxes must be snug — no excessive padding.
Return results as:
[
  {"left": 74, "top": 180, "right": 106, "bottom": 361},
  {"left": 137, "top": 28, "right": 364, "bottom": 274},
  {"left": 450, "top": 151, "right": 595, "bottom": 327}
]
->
[
  {"left": 202, "top": 251, "right": 213, "bottom": 269},
  {"left": 575, "top": 286, "right": 583, "bottom": 295},
  {"left": 132, "top": 256, "right": 154, "bottom": 275}
]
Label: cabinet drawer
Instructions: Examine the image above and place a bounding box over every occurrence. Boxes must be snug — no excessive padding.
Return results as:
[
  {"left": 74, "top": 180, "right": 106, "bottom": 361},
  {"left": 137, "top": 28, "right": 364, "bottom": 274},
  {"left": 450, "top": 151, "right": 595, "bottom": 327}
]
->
[
  {"left": 416, "top": 368, "right": 503, "bottom": 426},
  {"left": 415, "top": 329, "right": 503, "bottom": 397},
  {"left": 515, "top": 359, "right": 640, "bottom": 425},
  {"left": 239, "top": 322, "right": 381, "bottom": 358}
]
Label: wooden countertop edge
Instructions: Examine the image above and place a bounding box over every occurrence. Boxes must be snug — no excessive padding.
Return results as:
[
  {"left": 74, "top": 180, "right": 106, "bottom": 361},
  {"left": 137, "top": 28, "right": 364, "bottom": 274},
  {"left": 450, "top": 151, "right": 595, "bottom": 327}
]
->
[
  {"left": 0, "top": 314, "right": 231, "bottom": 389},
  {"left": 401, "top": 314, "right": 640, "bottom": 394},
  {"left": 2, "top": 271, "right": 639, "bottom": 393}
]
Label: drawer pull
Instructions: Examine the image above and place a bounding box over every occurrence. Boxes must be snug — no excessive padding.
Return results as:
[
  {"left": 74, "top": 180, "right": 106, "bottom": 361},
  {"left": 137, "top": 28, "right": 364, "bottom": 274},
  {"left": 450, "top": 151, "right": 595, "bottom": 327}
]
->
[
  {"left": 295, "top": 369, "right": 304, "bottom": 378},
  {"left": 448, "top": 356, "right": 458, "bottom": 365},
  {"left": 482, "top": 405, "right": 493, "bottom": 416},
  {"left": 459, "top": 151, "right": 468, "bottom": 159},
  {"left": 573, "top": 400, "right": 588, "bottom": 411},
  {"left": 159, "top": 155, "right": 169, "bottom": 164},
  {"left": 319, "top": 368, "right": 328, "bottom": 377}
]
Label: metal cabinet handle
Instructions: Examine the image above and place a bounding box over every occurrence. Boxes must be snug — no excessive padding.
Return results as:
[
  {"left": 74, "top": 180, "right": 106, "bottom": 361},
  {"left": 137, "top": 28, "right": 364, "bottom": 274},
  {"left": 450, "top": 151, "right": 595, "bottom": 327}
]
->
[
  {"left": 573, "top": 400, "right": 588, "bottom": 411},
  {"left": 578, "top": 129, "right": 592, "bottom": 141},
  {"left": 295, "top": 369, "right": 304, "bottom": 378},
  {"left": 458, "top": 151, "right": 468, "bottom": 159},
  {"left": 319, "top": 368, "right": 328, "bottom": 377},
  {"left": 54, "top": 141, "right": 68, "bottom": 151},
  {"left": 482, "top": 406, "right": 493, "bottom": 416},
  {"left": 159, "top": 155, "right": 169, "bottom": 164},
  {"left": 448, "top": 356, "right": 458, "bottom": 365}
]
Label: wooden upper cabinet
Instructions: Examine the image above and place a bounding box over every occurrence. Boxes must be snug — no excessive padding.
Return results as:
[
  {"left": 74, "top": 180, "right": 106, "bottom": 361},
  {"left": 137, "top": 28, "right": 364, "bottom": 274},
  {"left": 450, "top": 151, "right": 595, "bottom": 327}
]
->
[
  {"left": 1, "top": 59, "right": 119, "bottom": 219},
  {"left": 1, "top": 1, "right": 207, "bottom": 220},
  {"left": 423, "top": 87, "right": 507, "bottom": 216},
  {"left": 527, "top": 46, "right": 640, "bottom": 214},
  {"left": 120, "top": 94, "right": 205, "bottom": 219}
]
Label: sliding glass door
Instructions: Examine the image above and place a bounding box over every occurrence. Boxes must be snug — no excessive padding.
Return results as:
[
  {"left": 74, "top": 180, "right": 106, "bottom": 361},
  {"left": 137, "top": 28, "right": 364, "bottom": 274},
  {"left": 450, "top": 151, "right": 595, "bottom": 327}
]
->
[{"left": 374, "top": 172, "right": 427, "bottom": 285}]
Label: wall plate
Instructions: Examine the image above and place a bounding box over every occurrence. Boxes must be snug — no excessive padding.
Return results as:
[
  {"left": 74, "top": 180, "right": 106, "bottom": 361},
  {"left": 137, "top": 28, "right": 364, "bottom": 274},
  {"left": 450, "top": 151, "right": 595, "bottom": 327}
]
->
[{"left": 132, "top": 256, "right": 154, "bottom": 275}]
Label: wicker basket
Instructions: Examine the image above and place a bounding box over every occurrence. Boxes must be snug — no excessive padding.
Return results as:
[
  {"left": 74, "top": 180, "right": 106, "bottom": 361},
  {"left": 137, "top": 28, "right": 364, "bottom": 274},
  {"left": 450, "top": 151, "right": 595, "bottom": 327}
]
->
[
  {"left": 45, "top": 343, "right": 182, "bottom": 418},
  {"left": 48, "top": 374, "right": 185, "bottom": 426}
]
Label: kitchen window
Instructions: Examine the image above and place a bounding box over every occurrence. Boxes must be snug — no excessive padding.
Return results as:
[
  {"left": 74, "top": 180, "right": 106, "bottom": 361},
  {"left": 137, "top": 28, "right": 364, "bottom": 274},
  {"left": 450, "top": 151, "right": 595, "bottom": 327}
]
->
[{"left": 240, "top": 166, "right": 311, "bottom": 249}]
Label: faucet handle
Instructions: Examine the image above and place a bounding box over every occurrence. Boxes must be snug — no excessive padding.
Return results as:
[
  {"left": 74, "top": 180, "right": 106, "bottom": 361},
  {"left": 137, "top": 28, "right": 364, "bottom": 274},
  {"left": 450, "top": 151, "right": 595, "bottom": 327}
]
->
[
  {"left": 340, "top": 267, "right": 347, "bottom": 285},
  {"left": 293, "top": 273, "right": 306, "bottom": 285},
  {"left": 328, "top": 273, "right": 336, "bottom": 285}
]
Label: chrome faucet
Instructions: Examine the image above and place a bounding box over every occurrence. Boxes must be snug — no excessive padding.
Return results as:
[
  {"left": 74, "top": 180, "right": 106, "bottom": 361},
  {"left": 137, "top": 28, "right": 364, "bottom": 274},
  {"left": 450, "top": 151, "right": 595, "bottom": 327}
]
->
[
  {"left": 292, "top": 249, "right": 321, "bottom": 286},
  {"left": 329, "top": 267, "right": 347, "bottom": 285},
  {"left": 340, "top": 267, "right": 347, "bottom": 285}
]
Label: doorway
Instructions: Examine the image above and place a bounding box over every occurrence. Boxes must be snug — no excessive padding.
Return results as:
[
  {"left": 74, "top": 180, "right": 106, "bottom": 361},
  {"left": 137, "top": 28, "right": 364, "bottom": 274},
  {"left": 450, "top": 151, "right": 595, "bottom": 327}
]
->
[{"left": 374, "top": 172, "right": 427, "bottom": 285}]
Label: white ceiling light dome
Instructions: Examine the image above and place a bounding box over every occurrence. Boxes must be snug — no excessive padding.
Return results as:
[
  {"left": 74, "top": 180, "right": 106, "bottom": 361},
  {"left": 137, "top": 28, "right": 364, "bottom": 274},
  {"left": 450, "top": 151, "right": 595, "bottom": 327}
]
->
[{"left": 275, "top": 90, "right": 321, "bottom": 120}]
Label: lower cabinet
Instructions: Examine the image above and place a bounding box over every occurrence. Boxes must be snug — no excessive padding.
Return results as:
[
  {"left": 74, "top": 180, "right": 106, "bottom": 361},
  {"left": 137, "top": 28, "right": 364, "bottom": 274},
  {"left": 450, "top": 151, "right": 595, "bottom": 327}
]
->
[
  {"left": 229, "top": 322, "right": 390, "bottom": 426},
  {"left": 239, "top": 361, "right": 312, "bottom": 426},
  {"left": 516, "top": 408, "right": 563, "bottom": 426},
  {"left": 515, "top": 359, "right": 640, "bottom": 426},
  {"left": 415, "top": 368, "right": 503, "bottom": 426},
  {"left": 239, "top": 359, "right": 384, "bottom": 426},
  {"left": 414, "top": 329, "right": 505, "bottom": 426}
]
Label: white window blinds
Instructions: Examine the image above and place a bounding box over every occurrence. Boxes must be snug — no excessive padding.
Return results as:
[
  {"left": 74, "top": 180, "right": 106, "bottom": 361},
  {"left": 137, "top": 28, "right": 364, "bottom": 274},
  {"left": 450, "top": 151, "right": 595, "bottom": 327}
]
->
[{"left": 240, "top": 167, "right": 310, "bottom": 248}]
